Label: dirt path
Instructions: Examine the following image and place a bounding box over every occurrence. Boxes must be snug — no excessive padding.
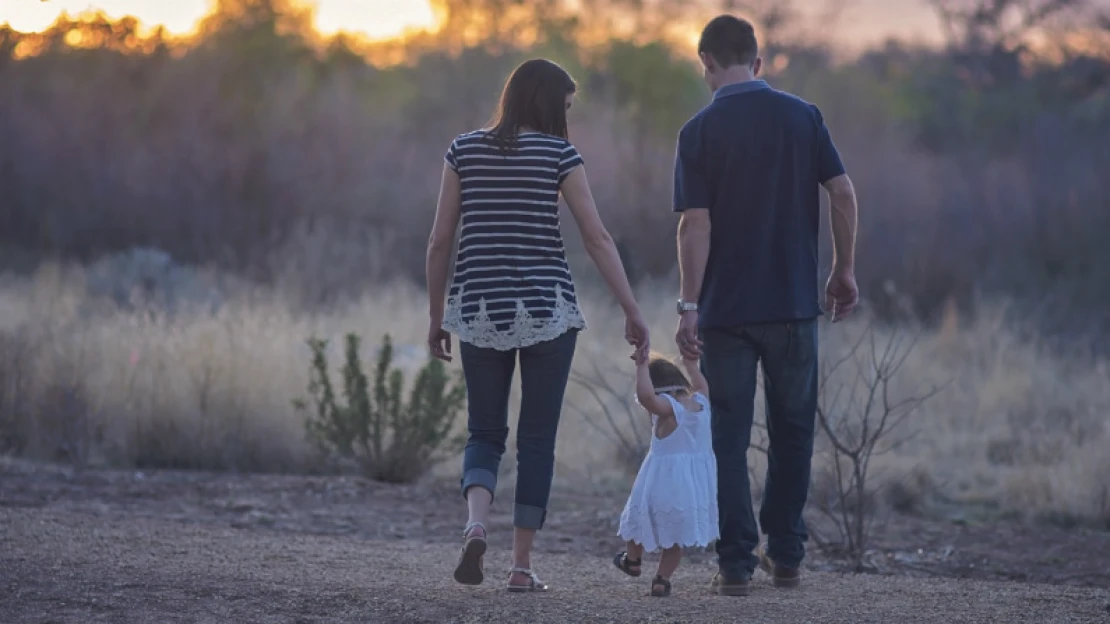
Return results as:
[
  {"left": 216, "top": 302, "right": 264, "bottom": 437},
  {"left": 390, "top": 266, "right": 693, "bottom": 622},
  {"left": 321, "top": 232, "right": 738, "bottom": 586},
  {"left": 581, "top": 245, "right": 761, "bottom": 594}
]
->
[{"left": 2, "top": 463, "right": 1109, "bottom": 623}]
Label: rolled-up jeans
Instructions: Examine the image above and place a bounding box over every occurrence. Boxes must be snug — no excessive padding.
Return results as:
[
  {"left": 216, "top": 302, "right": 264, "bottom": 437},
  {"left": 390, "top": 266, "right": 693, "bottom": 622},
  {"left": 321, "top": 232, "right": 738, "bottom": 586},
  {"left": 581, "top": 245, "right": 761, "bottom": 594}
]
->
[
  {"left": 701, "top": 319, "right": 819, "bottom": 579},
  {"left": 458, "top": 330, "right": 577, "bottom": 530}
]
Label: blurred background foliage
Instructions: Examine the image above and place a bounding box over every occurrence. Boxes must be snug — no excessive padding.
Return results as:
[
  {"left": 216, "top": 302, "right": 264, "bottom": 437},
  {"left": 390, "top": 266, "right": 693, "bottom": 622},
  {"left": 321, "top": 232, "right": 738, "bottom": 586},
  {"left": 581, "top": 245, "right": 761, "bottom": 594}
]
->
[{"left": 1, "top": 0, "right": 1108, "bottom": 346}]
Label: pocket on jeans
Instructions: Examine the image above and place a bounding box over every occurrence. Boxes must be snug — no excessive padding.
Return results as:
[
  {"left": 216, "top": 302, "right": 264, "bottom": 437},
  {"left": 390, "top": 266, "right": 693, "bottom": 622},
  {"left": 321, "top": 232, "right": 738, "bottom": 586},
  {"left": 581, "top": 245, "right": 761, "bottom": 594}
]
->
[{"left": 784, "top": 320, "right": 817, "bottom": 367}]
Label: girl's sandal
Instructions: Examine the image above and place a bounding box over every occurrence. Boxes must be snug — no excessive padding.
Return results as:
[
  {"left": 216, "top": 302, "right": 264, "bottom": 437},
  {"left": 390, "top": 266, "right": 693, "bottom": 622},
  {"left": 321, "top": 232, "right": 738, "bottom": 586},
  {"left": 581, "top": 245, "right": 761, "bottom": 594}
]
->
[
  {"left": 453, "top": 522, "right": 487, "bottom": 586},
  {"left": 506, "top": 567, "right": 549, "bottom": 592},
  {"left": 649, "top": 575, "right": 672, "bottom": 598},
  {"left": 612, "top": 551, "right": 643, "bottom": 577}
]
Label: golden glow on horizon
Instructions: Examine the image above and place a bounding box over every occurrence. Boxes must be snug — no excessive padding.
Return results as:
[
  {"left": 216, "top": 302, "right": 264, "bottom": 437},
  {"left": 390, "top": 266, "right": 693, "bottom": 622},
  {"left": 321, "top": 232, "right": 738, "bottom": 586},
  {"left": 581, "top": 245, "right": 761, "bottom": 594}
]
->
[
  {"left": 0, "top": 0, "right": 978, "bottom": 56},
  {"left": 1, "top": 0, "right": 439, "bottom": 41}
]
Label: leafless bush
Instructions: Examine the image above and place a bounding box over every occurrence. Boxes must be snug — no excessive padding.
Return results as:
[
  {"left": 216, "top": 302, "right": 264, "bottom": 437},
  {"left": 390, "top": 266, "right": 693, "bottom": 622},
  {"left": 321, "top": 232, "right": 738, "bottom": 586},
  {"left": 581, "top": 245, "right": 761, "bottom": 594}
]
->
[
  {"left": 812, "top": 325, "right": 941, "bottom": 572},
  {"left": 567, "top": 357, "right": 648, "bottom": 476},
  {"left": 34, "top": 374, "right": 98, "bottom": 471},
  {"left": 0, "top": 326, "right": 100, "bottom": 470},
  {"left": 0, "top": 328, "right": 34, "bottom": 454}
]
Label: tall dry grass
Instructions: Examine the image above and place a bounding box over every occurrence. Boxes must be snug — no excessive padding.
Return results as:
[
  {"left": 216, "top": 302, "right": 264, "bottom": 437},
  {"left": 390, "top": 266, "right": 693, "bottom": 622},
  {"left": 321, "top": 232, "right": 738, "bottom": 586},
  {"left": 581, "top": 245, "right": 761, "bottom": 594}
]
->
[{"left": 0, "top": 259, "right": 1107, "bottom": 525}]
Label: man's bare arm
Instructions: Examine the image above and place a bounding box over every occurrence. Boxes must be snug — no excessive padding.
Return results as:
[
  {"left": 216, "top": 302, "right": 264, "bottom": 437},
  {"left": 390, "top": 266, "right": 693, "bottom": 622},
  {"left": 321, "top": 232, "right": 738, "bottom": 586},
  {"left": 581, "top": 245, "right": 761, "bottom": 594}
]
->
[
  {"left": 678, "top": 209, "right": 711, "bottom": 303},
  {"left": 822, "top": 174, "right": 857, "bottom": 271}
]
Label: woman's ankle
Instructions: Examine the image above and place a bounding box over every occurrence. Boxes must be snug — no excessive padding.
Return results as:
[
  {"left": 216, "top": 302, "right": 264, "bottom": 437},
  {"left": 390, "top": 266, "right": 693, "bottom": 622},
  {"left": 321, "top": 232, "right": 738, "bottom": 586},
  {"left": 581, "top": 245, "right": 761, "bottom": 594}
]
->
[{"left": 464, "top": 521, "right": 486, "bottom": 539}]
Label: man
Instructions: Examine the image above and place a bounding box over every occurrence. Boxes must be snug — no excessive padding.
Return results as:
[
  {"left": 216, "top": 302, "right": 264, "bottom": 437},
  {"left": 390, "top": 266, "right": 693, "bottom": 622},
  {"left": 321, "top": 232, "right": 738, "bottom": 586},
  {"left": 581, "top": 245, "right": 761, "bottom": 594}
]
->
[{"left": 672, "top": 15, "right": 860, "bottom": 595}]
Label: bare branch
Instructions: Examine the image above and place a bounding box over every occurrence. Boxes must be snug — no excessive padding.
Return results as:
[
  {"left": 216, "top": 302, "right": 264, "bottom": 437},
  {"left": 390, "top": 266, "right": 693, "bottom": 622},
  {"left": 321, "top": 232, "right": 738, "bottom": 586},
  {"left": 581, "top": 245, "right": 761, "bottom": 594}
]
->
[
  {"left": 566, "top": 351, "right": 652, "bottom": 472},
  {"left": 568, "top": 369, "right": 639, "bottom": 457},
  {"left": 811, "top": 324, "right": 943, "bottom": 572}
]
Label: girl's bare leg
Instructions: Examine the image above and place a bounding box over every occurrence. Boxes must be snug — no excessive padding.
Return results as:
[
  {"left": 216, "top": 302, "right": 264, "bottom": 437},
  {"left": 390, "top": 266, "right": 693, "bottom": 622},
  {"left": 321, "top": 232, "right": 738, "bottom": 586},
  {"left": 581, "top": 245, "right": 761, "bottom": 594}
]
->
[
  {"left": 656, "top": 546, "right": 683, "bottom": 580},
  {"left": 626, "top": 540, "right": 644, "bottom": 562}
]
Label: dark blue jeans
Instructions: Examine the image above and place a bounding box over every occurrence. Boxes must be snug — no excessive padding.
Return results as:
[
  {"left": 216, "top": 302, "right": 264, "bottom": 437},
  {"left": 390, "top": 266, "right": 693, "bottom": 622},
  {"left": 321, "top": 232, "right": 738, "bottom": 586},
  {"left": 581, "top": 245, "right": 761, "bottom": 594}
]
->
[
  {"left": 458, "top": 330, "right": 577, "bottom": 530},
  {"left": 701, "top": 319, "right": 818, "bottom": 579}
]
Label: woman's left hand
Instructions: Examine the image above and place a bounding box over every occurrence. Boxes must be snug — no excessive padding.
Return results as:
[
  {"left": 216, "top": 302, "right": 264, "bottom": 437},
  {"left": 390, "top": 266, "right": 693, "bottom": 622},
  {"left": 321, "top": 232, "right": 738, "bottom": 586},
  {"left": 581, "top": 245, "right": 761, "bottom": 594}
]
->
[
  {"left": 428, "top": 321, "right": 453, "bottom": 362},
  {"left": 624, "top": 310, "right": 650, "bottom": 363}
]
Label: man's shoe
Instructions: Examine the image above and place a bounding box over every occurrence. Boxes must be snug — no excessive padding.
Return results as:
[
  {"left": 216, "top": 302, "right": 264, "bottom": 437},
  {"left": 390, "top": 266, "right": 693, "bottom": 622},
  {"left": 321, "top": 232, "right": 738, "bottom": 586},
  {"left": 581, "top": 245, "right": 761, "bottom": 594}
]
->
[
  {"left": 710, "top": 572, "right": 751, "bottom": 596},
  {"left": 758, "top": 545, "right": 801, "bottom": 589}
]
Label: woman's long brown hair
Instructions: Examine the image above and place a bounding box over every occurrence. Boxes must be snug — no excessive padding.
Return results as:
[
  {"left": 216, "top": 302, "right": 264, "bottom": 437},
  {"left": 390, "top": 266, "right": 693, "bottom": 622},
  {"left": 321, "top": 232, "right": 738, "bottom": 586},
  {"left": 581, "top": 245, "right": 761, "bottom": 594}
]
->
[{"left": 486, "top": 58, "right": 576, "bottom": 150}]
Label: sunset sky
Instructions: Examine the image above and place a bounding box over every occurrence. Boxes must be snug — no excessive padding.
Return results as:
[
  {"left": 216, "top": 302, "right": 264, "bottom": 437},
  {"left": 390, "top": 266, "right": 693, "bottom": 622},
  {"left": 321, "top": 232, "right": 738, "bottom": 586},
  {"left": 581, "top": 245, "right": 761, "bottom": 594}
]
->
[{"left": 2, "top": 0, "right": 945, "bottom": 48}]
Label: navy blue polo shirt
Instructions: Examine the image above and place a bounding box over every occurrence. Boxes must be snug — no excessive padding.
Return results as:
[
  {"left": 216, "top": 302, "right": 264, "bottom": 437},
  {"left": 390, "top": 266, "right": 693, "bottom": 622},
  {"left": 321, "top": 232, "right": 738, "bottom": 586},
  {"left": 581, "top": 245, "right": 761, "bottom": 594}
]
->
[{"left": 673, "top": 80, "right": 846, "bottom": 328}]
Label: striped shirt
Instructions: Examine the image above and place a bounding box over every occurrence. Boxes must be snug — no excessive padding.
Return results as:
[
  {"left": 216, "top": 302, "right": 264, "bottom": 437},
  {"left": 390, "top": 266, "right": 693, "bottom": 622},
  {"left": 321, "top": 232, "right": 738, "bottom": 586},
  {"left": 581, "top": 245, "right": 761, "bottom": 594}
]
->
[{"left": 441, "top": 130, "right": 587, "bottom": 351}]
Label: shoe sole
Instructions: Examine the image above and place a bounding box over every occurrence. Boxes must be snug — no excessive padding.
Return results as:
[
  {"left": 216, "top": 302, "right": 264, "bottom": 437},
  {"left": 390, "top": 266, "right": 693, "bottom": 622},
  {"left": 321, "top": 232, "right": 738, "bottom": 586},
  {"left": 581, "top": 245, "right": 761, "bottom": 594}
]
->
[
  {"left": 506, "top": 584, "right": 548, "bottom": 592},
  {"left": 714, "top": 584, "right": 751, "bottom": 597},
  {"left": 453, "top": 538, "right": 486, "bottom": 585}
]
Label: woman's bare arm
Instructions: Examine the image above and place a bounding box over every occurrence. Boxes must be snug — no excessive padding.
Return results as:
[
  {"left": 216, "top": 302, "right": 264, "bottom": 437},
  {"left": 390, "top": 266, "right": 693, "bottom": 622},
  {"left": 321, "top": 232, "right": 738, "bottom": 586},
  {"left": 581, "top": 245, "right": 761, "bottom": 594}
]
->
[
  {"left": 561, "top": 165, "right": 639, "bottom": 316},
  {"left": 426, "top": 164, "right": 462, "bottom": 323}
]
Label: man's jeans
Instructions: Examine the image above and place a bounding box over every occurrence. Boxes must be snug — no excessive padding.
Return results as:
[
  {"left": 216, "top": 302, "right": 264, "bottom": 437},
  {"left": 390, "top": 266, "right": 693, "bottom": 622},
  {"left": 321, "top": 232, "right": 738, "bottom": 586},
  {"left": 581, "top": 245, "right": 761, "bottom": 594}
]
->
[
  {"left": 701, "top": 319, "right": 818, "bottom": 579},
  {"left": 458, "top": 330, "right": 578, "bottom": 530}
]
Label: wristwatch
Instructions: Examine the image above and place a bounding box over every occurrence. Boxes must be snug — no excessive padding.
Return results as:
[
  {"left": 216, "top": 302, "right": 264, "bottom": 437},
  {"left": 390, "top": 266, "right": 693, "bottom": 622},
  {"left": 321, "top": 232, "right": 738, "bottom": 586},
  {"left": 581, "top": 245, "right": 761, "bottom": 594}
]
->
[{"left": 676, "top": 300, "right": 698, "bottom": 314}]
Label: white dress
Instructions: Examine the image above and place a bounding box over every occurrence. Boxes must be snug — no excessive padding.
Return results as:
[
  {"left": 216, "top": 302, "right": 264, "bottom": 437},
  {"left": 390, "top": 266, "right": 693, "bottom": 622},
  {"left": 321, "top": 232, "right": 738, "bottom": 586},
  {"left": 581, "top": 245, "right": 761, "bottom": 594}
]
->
[{"left": 617, "top": 392, "right": 720, "bottom": 552}]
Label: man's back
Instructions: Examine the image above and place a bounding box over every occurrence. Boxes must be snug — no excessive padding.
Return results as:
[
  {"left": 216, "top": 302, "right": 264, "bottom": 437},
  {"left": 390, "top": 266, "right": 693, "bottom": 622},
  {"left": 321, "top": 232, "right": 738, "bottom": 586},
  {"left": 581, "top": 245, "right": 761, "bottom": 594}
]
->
[
  {"left": 676, "top": 14, "right": 860, "bottom": 594},
  {"left": 673, "top": 80, "right": 845, "bottom": 328}
]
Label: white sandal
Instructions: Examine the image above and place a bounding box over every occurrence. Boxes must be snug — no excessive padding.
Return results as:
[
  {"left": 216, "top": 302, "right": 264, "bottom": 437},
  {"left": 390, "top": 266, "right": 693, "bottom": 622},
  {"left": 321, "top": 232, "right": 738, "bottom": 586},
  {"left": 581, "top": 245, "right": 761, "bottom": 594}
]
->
[
  {"left": 506, "top": 567, "right": 548, "bottom": 592},
  {"left": 453, "top": 522, "right": 487, "bottom": 585}
]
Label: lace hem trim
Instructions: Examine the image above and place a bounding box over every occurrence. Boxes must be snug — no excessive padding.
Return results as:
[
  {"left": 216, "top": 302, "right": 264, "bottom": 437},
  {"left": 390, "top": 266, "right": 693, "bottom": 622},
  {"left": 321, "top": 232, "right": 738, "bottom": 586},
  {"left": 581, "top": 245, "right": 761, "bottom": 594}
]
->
[
  {"left": 442, "top": 283, "right": 587, "bottom": 351},
  {"left": 618, "top": 504, "right": 720, "bottom": 551},
  {"left": 615, "top": 531, "right": 719, "bottom": 551}
]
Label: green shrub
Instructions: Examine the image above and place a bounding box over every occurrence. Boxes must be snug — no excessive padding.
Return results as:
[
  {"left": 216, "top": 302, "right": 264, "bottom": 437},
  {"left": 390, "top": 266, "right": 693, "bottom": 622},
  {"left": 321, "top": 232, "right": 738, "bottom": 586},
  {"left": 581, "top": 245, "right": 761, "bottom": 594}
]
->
[{"left": 294, "top": 332, "right": 466, "bottom": 483}]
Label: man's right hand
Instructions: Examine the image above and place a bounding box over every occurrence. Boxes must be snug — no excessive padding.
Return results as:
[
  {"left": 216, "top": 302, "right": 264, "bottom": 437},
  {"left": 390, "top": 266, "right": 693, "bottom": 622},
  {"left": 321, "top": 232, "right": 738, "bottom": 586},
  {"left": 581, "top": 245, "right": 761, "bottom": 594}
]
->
[
  {"left": 675, "top": 311, "right": 703, "bottom": 360},
  {"left": 825, "top": 267, "right": 859, "bottom": 322}
]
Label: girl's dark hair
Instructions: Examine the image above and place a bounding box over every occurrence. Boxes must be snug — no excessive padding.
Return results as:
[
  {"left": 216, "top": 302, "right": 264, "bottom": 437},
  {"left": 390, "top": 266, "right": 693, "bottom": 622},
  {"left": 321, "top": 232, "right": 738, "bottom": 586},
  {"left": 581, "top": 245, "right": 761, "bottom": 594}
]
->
[
  {"left": 486, "top": 58, "right": 577, "bottom": 150},
  {"left": 647, "top": 353, "right": 692, "bottom": 396}
]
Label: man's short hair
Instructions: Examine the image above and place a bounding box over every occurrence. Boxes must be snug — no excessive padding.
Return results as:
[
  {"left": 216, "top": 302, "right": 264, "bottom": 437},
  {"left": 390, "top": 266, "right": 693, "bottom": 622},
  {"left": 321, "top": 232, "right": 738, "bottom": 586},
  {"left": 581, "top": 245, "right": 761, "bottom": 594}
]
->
[{"left": 698, "top": 15, "right": 759, "bottom": 68}]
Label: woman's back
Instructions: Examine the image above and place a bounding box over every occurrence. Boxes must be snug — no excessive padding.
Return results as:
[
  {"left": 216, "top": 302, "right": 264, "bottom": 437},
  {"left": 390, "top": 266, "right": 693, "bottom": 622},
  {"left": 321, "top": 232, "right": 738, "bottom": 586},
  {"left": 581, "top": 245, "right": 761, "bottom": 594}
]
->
[
  {"left": 443, "top": 131, "right": 587, "bottom": 351},
  {"left": 430, "top": 58, "right": 649, "bottom": 593}
]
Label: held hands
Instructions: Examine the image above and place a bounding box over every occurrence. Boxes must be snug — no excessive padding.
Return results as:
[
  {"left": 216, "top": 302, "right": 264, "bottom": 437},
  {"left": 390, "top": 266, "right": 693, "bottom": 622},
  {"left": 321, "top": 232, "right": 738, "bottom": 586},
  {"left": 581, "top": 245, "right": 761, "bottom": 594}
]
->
[
  {"left": 825, "top": 266, "right": 859, "bottom": 322},
  {"left": 675, "top": 311, "right": 703, "bottom": 360},
  {"left": 625, "top": 311, "right": 650, "bottom": 363}
]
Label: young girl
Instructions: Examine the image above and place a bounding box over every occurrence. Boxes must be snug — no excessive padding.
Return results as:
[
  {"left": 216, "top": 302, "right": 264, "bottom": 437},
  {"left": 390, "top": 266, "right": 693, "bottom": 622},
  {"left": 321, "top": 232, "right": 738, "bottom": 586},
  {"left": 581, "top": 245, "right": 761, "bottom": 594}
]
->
[{"left": 613, "top": 352, "right": 719, "bottom": 597}]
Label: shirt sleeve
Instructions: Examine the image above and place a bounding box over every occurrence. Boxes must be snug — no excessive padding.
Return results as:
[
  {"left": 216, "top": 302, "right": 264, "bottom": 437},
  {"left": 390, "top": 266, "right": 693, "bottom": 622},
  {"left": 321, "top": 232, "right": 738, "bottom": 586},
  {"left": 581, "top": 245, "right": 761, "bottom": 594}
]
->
[
  {"left": 444, "top": 138, "right": 460, "bottom": 173},
  {"left": 814, "top": 107, "right": 846, "bottom": 184},
  {"left": 673, "top": 121, "right": 709, "bottom": 213},
  {"left": 558, "top": 141, "right": 584, "bottom": 183}
]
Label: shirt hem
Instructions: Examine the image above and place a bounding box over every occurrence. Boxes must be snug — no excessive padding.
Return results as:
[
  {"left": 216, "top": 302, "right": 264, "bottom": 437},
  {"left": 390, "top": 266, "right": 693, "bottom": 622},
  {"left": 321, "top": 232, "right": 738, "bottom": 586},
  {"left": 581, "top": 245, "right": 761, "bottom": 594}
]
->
[
  {"left": 445, "top": 320, "right": 587, "bottom": 352},
  {"left": 698, "top": 311, "right": 822, "bottom": 330}
]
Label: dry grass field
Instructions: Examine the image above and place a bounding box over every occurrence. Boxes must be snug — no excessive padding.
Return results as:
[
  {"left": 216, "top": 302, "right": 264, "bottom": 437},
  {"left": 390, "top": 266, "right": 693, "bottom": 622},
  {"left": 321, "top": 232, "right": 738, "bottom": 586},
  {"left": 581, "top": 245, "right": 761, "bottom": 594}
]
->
[{"left": 1, "top": 259, "right": 1108, "bottom": 526}]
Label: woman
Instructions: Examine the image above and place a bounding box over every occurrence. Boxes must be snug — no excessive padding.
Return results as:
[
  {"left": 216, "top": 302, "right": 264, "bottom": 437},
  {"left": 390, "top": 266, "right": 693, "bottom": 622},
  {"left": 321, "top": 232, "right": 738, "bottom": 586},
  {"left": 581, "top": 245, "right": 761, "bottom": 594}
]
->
[{"left": 426, "top": 58, "right": 649, "bottom": 592}]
